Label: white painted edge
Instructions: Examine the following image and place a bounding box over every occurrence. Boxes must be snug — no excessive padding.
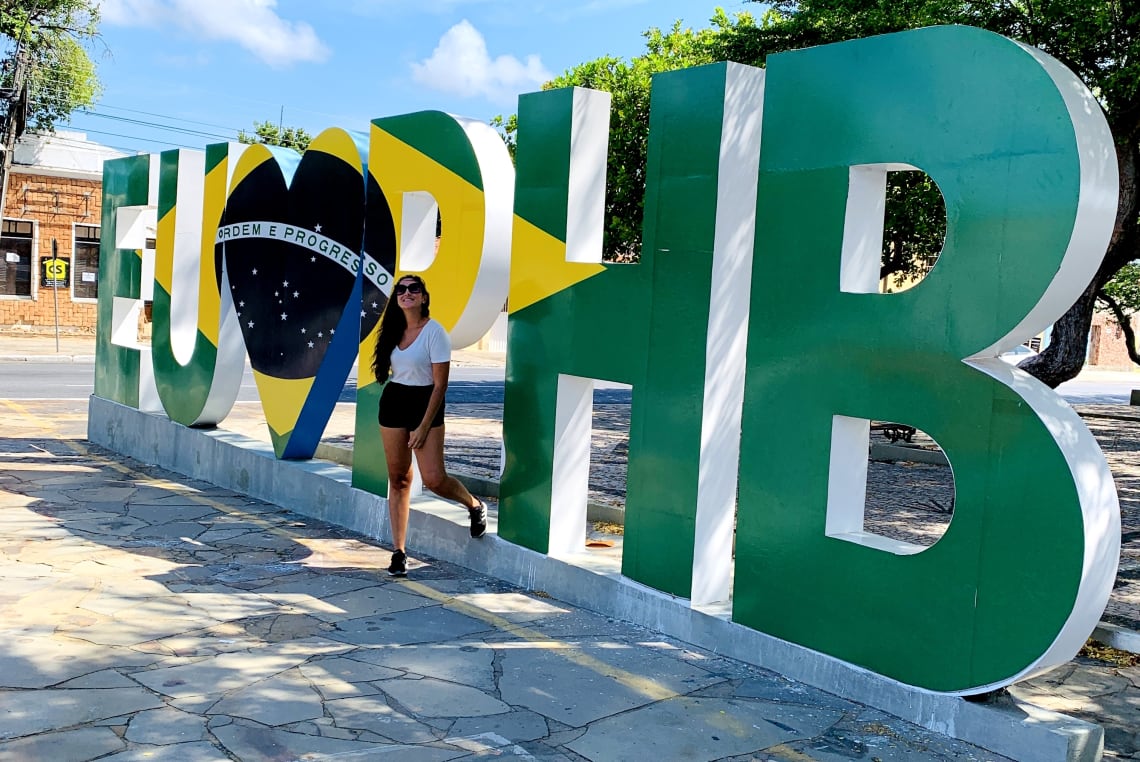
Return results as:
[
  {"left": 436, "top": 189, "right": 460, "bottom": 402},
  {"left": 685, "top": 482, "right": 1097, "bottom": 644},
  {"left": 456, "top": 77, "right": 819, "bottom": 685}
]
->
[
  {"left": 549, "top": 374, "right": 593, "bottom": 558},
  {"left": 825, "top": 415, "right": 926, "bottom": 556},
  {"left": 971, "top": 43, "right": 1118, "bottom": 359},
  {"left": 825, "top": 414, "right": 871, "bottom": 536},
  {"left": 692, "top": 62, "right": 763, "bottom": 607},
  {"left": 961, "top": 358, "right": 1121, "bottom": 694},
  {"left": 566, "top": 87, "right": 611, "bottom": 265},
  {"left": 169, "top": 149, "right": 206, "bottom": 367},
  {"left": 839, "top": 163, "right": 921, "bottom": 295},
  {"left": 398, "top": 190, "right": 440, "bottom": 272},
  {"left": 446, "top": 115, "right": 514, "bottom": 349},
  {"left": 201, "top": 143, "right": 252, "bottom": 425}
]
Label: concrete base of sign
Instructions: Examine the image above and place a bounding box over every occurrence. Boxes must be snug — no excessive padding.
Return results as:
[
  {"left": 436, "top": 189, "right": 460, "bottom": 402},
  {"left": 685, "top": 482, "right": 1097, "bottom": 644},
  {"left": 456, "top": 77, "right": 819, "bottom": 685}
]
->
[{"left": 88, "top": 395, "right": 1105, "bottom": 762}]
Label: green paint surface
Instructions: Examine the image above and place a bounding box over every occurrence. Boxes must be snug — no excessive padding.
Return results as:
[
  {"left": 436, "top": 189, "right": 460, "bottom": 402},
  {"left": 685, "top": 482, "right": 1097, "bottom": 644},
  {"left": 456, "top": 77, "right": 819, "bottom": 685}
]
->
[
  {"left": 512, "top": 88, "right": 575, "bottom": 243},
  {"left": 372, "top": 111, "right": 484, "bottom": 191},
  {"left": 151, "top": 150, "right": 223, "bottom": 426},
  {"left": 352, "top": 382, "right": 388, "bottom": 496},
  {"left": 735, "top": 26, "right": 1086, "bottom": 691},
  {"left": 503, "top": 65, "right": 735, "bottom": 596},
  {"left": 94, "top": 154, "right": 151, "bottom": 407}
]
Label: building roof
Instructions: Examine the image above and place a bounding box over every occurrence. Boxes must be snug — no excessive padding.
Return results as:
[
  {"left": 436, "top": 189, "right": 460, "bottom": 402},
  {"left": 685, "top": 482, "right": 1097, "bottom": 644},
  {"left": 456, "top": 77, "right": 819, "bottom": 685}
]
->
[{"left": 11, "top": 130, "right": 130, "bottom": 181}]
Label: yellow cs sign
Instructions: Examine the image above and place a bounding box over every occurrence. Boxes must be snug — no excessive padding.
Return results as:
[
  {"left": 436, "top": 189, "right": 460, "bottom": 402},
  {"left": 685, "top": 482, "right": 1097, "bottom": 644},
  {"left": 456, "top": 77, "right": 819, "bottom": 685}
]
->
[{"left": 40, "top": 256, "right": 70, "bottom": 288}]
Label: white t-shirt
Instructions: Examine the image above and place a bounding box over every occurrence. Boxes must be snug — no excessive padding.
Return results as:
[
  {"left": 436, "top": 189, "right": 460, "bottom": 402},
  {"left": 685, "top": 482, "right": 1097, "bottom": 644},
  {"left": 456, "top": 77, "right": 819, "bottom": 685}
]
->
[{"left": 389, "top": 319, "right": 451, "bottom": 386}]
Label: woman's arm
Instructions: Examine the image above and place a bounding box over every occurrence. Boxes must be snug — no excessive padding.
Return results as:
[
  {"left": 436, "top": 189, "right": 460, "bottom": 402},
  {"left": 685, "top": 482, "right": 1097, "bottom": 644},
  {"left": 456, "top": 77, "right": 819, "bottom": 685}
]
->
[{"left": 408, "top": 360, "right": 450, "bottom": 449}]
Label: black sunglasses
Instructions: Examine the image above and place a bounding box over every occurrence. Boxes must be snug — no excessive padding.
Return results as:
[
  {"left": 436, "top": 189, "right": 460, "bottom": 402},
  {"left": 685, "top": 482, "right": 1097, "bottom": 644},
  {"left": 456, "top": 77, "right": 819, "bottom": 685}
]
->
[{"left": 394, "top": 282, "right": 423, "bottom": 295}]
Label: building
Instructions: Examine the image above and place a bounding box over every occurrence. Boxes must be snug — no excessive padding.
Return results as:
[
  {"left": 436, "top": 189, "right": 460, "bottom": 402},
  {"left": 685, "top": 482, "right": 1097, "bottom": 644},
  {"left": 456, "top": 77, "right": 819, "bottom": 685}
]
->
[{"left": 0, "top": 131, "right": 127, "bottom": 334}]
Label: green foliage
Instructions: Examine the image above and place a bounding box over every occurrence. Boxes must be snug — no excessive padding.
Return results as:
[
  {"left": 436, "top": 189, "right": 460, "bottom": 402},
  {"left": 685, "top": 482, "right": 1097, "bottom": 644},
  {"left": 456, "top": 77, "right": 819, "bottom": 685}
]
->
[
  {"left": 490, "top": 113, "right": 516, "bottom": 162},
  {"left": 1102, "top": 263, "right": 1140, "bottom": 314},
  {"left": 0, "top": 0, "right": 102, "bottom": 134},
  {"left": 237, "top": 120, "right": 312, "bottom": 152},
  {"left": 518, "top": 18, "right": 741, "bottom": 261}
]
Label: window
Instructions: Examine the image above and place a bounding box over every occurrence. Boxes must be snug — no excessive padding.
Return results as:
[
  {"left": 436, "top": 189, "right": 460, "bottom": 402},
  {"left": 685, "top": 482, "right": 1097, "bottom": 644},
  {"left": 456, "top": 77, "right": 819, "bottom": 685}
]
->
[
  {"left": 0, "top": 219, "right": 34, "bottom": 297},
  {"left": 73, "top": 224, "right": 100, "bottom": 300}
]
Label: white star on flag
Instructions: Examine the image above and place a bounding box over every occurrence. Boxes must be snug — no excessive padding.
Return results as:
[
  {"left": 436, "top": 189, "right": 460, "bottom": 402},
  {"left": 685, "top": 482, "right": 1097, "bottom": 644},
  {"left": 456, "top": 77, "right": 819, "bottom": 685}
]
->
[
  {"left": 281, "top": 313, "right": 288, "bottom": 321},
  {"left": 247, "top": 321, "right": 254, "bottom": 328}
]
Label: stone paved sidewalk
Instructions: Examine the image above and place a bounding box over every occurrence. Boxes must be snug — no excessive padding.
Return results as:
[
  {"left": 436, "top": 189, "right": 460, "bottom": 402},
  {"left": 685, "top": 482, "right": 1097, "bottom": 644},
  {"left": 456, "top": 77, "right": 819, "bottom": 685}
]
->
[{"left": 0, "top": 423, "right": 1017, "bottom": 761}]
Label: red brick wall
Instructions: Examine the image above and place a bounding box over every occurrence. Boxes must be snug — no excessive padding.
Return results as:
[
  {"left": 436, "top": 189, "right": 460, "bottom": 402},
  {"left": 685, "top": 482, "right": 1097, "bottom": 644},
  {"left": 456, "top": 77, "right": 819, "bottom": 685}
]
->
[
  {"left": 0, "top": 172, "right": 103, "bottom": 333},
  {"left": 1087, "top": 312, "right": 1139, "bottom": 370}
]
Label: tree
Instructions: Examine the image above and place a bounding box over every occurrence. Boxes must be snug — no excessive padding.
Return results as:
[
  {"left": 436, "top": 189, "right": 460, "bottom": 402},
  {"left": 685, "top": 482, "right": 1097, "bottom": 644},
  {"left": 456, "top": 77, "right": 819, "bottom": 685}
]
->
[
  {"left": 0, "top": 0, "right": 101, "bottom": 218},
  {"left": 534, "top": 2, "right": 1137, "bottom": 385},
  {"left": 237, "top": 120, "right": 312, "bottom": 152},
  {"left": 1098, "top": 261, "right": 1140, "bottom": 364},
  {"left": 717, "top": 0, "right": 1138, "bottom": 387},
  {"left": 498, "top": 21, "right": 723, "bottom": 261}
]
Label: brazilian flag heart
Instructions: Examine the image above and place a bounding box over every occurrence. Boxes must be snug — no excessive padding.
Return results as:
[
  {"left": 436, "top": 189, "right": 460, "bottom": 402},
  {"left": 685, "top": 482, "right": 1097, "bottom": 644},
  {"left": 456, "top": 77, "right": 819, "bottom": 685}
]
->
[{"left": 219, "top": 129, "right": 373, "bottom": 459}]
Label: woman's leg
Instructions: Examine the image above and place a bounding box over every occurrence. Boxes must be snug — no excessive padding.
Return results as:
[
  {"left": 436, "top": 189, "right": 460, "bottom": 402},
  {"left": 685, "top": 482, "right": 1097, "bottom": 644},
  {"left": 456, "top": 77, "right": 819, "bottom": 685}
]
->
[
  {"left": 381, "top": 425, "right": 414, "bottom": 551},
  {"left": 414, "top": 425, "right": 481, "bottom": 509}
]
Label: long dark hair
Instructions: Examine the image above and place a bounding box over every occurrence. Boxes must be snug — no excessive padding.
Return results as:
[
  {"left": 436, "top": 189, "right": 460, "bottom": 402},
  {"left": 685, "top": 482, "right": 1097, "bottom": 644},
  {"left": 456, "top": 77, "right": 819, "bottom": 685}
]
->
[{"left": 372, "top": 275, "right": 431, "bottom": 382}]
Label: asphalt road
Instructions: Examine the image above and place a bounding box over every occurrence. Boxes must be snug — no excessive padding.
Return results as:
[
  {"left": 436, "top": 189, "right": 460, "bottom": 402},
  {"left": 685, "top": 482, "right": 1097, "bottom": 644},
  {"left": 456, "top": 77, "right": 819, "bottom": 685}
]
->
[{"left": 0, "top": 360, "right": 1133, "bottom": 406}]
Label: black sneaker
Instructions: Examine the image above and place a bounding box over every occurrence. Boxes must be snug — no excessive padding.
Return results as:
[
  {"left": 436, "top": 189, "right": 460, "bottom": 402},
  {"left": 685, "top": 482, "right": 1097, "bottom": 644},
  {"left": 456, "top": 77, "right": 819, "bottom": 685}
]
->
[
  {"left": 468, "top": 501, "right": 487, "bottom": 539},
  {"left": 387, "top": 549, "right": 407, "bottom": 577}
]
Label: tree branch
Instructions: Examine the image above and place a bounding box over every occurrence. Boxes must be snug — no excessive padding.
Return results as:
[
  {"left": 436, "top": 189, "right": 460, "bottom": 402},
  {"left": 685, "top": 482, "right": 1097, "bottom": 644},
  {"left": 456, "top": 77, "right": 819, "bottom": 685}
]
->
[{"left": 1097, "top": 291, "right": 1140, "bottom": 365}]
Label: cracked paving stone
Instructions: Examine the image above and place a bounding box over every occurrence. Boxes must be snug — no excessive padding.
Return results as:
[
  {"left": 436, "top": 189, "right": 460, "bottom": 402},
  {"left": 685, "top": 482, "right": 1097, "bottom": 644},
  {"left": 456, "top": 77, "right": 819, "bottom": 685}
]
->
[
  {"left": 447, "top": 709, "right": 552, "bottom": 746},
  {"left": 125, "top": 706, "right": 209, "bottom": 744},
  {"left": 239, "top": 613, "right": 333, "bottom": 641},
  {"left": 215, "top": 718, "right": 468, "bottom": 761},
  {"left": 335, "top": 604, "right": 494, "bottom": 647},
  {"left": 282, "top": 584, "right": 433, "bottom": 623},
  {"left": 323, "top": 695, "right": 442, "bottom": 744},
  {"left": 376, "top": 677, "right": 510, "bottom": 717},
  {"left": 96, "top": 741, "right": 233, "bottom": 761},
  {"left": 497, "top": 639, "right": 722, "bottom": 727},
  {"left": 208, "top": 670, "right": 324, "bottom": 726},
  {"left": 0, "top": 726, "right": 125, "bottom": 761},
  {"left": 130, "top": 640, "right": 345, "bottom": 699},
  {"left": 252, "top": 573, "right": 377, "bottom": 599},
  {"left": 298, "top": 656, "right": 402, "bottom": 699},
  {"left": 0, "top": 636, "right": 157, "bottom": 689},
  {"left": 0, "top": 688, "right": 165, "bottom": 739},
  {"left": 350, "top": 642, "right": 496, "bottom": 691},
  {"left": 568, "top": 696, "right": 843, "bottom": 761}
]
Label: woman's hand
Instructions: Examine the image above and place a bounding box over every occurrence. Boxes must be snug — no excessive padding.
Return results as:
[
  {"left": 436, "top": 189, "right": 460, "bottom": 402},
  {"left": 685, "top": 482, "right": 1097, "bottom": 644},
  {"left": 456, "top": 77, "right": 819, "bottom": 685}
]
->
[{"left": 408, "top": 424, "right": 430, "bottom": 450}]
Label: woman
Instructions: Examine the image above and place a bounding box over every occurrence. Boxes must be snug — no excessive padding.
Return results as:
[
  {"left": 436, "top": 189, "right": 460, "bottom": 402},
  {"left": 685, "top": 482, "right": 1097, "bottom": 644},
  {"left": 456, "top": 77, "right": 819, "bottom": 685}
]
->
[{"left": 373, "top": 274, "right": 488, "bottom": 577}]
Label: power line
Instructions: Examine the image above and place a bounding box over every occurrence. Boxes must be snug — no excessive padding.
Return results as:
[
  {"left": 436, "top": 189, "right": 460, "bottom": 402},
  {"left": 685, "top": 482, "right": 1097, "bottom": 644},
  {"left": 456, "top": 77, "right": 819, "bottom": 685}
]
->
[{"left": 75, "top": 109, "right": 237, "bottom": 141}]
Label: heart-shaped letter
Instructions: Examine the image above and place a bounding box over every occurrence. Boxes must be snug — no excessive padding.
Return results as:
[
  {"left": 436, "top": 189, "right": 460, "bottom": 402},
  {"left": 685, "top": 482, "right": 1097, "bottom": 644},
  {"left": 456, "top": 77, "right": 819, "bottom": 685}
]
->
[{"left": 219, "top": 129, "right": 373, "bottom": 458}]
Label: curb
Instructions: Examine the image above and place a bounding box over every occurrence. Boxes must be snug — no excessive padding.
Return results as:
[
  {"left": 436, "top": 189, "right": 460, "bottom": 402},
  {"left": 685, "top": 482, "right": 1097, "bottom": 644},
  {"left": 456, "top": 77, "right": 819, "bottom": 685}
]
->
[
  {"left": 88, "top": 395, "right": 1107, "bottom": 762},
  {"left": 0, "top": 354, "right": 96, "bottom": 363},
  {"left": 315, "top": 442, "right": 627, "bottom": 526},
  {"left": 1092, "top": 622, "right": 1140, "bottom": 655}
]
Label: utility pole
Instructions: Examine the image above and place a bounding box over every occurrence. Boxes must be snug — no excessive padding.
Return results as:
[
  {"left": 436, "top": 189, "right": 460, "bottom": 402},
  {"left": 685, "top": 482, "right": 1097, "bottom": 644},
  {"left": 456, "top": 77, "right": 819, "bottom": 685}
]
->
[{"left": 0, "top": 41, "right": 30, "bottom": 225}]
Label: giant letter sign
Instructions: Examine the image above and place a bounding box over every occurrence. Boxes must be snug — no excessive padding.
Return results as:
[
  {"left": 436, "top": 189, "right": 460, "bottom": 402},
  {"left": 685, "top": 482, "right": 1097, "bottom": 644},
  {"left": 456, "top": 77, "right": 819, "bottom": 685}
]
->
[
  {"left": 733, "top": 27, "right": 1119, "bottom": 692},
  {"left": 94, "top": 26, "right": 1120, "bottom": 695},
  {"left": 152, "top": 144, "right": 247, "bottom": 426}
]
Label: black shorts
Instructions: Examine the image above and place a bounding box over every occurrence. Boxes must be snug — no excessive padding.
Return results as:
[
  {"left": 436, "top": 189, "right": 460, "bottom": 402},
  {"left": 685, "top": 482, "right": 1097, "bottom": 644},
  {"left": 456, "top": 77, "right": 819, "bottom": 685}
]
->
[{"left": 378, "top": 382, "right": 445, "bottom": 429}]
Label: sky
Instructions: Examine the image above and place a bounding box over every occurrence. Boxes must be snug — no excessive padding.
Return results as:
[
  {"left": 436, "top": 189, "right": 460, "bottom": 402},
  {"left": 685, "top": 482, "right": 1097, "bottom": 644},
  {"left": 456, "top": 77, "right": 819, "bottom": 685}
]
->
[{"left": 59, "top": 0, "right": 754, "bottom": 156}]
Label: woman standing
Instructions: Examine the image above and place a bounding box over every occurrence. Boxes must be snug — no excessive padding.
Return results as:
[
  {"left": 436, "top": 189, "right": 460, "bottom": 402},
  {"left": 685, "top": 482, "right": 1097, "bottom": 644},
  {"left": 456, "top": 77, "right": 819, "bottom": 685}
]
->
[{"left": 373, "top": 274, "right": 488, "bottom": 577}]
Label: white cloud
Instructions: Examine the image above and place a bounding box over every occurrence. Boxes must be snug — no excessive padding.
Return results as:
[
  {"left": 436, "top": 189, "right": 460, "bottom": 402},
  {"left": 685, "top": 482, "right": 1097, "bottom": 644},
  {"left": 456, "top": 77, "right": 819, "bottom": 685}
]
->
[
  {"left": 411, "top": 20, "right": 551, "bottom": 107},
  {"left": 98, "top": 0, "right": 330, "bottom": 67}
]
